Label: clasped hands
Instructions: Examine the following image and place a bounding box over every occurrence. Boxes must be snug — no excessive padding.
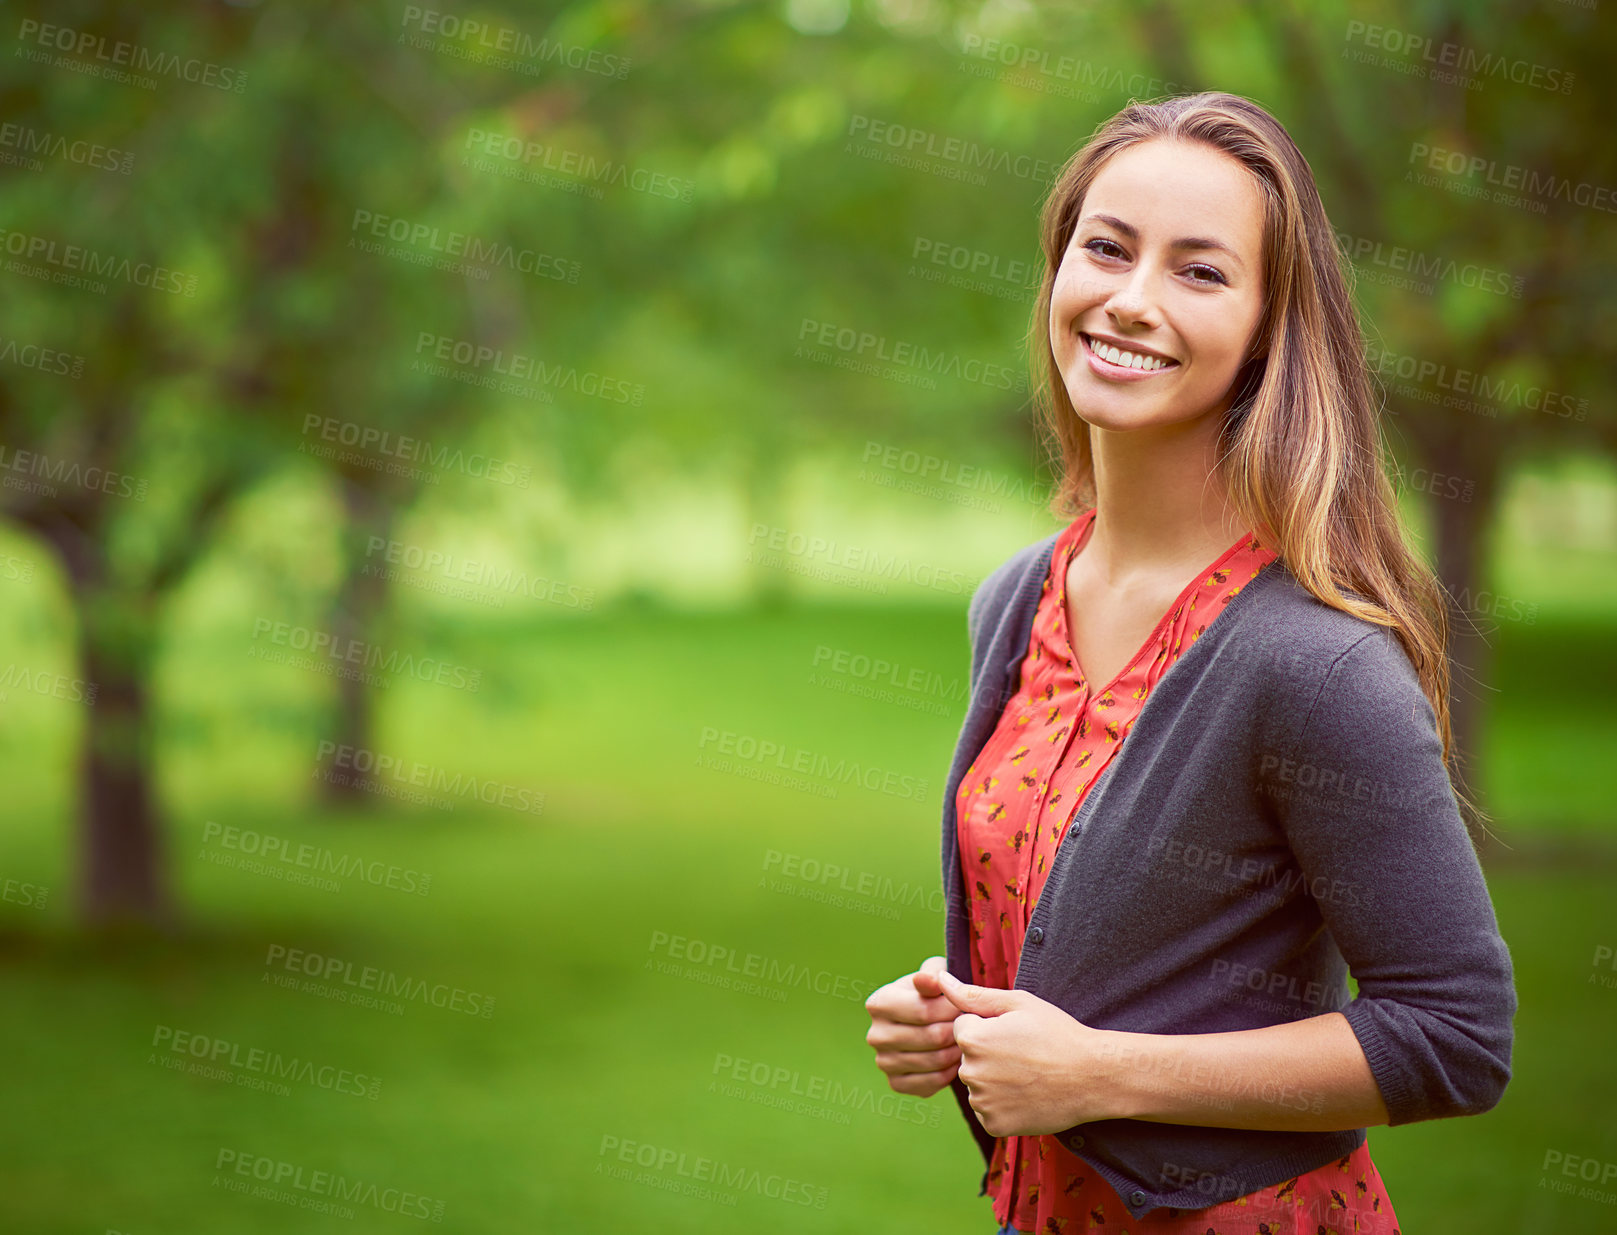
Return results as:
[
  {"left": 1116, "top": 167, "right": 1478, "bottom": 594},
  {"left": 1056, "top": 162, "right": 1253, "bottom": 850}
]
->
[{"left": 863, "top": 955, "right": 1119, "bottom": 1137}]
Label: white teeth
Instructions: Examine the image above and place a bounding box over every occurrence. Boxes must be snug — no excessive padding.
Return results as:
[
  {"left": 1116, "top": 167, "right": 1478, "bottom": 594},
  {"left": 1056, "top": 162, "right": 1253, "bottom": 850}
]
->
[{"left": 1088, "top": 336, "right": 1170, "bottom": 371}]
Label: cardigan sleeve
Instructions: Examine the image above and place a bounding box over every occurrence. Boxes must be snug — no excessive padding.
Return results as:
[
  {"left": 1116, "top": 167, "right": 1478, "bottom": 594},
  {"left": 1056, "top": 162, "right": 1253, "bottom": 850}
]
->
[
  {"left": 1272, "top": 626, "right": 1516, "bottom": 1125},
  {"left": 963, "top": 546, "right": 1022, "bottom": 698}
]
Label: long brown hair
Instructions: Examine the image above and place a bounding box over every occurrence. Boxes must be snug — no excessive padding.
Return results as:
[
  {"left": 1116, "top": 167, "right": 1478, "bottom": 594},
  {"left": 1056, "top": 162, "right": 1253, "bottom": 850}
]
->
[{"left": 1028, "top": 91, "right": 1484, "bottom": 833}]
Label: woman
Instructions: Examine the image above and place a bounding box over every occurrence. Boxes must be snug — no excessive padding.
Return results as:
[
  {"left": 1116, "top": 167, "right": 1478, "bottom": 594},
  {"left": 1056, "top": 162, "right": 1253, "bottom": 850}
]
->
[{"left": 863, "top": 92, "right": 1515, "bottom": 1235}]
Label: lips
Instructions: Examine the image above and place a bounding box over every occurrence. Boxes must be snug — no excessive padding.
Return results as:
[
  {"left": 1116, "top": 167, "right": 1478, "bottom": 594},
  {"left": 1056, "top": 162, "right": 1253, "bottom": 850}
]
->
[{"left": 1080, "top": 332, "right": 1179, "bottom": 372}]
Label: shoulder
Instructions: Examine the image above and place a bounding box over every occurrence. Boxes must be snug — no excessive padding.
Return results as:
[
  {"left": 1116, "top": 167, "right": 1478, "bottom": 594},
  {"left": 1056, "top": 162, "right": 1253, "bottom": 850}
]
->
[
  {"left": 1235, "top": 560, "right": 1406, "bottom": 664},
  {"left": 1235, "top": 561, "right": 1427, "bottom": 726},
  {"left": 966, "top": 531, "right": 1059, "bottom": 645}
]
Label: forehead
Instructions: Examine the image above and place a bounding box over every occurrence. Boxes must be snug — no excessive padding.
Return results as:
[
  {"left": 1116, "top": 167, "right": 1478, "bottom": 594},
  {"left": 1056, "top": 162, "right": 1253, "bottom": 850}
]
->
[{"left": 1081, "top": 138, "right": 1264, "bottom": 256}]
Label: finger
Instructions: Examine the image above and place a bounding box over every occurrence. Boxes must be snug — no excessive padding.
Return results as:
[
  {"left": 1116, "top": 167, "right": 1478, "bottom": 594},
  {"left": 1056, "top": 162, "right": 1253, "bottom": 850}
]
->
[
  {"left": 872, "top": 985, "right": 960, "bottom": 1027},
  {"left": 937, "top": 970, "right": 1022, "bottom": 1016},
  {"left": 886, "top": 1062, "right": 960, "bottom": 1097},
  {"left": 875, "top": 1045, "right": 961, "bottom": 1076},
  {"left": 951, "top": 1012, "right": 986, "bottom": 1048},
  {"left": 912, "top": 957, "right": 948, "bottom": 998},
  {"left": 867, "top": 1017, "right": 956, "bottom": 1052},
  {"left": 864, "top": 981, "right": 932, "bottom": 1023},
  {"left": 913, "top": 990, "right": 964, "bottom": 1023}
]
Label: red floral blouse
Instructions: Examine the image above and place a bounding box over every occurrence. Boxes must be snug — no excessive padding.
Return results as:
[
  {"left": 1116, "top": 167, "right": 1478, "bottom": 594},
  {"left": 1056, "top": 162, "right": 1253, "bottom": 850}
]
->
[{"left": 955, "top": 507, "right": 1401, "bottom": 1234}]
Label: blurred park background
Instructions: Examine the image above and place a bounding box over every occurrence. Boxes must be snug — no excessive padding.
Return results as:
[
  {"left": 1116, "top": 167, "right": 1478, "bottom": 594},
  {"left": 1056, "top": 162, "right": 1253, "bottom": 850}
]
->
[{"left": 2, "top": 0, "right": 1615, "bottom": 1231}]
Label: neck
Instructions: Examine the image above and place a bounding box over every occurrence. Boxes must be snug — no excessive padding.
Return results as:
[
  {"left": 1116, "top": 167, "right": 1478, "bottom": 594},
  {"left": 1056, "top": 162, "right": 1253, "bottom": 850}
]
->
[{"left": 1084, "top": 412, "right": 1246, "bottom": 587}]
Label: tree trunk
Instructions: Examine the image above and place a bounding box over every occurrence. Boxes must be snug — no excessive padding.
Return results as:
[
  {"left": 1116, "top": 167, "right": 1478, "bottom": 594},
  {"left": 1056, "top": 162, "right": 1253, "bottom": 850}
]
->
[
  {"left": 320, "top": 473, "right": 393, "bottom": 806},
  {"left": 744, "top": 444, "right": 791, "bottom": 609},
  {"left": 1417, "top": 422, "right": 1507, "bottom": 840},
  {"left": 74, "top": 575, "right": 170, "bottom": 928}
]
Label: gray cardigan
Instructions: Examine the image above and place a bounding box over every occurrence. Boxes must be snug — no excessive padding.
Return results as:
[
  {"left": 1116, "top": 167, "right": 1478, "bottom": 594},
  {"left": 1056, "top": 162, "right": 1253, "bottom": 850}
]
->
[{"left": 940, "top": 532, "right": 1515, "bottom": 1219}]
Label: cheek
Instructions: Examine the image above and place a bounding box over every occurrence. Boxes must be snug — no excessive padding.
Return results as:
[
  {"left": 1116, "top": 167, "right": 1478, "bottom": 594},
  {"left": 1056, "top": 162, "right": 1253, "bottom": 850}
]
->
[
  {"left": 1182, "top": 301, "right": 1257, "bottom": 370},
  {"left": 1051, "top": 258, "right": 1096, "bottom": 311},
  {"left": 1049, "top": 277, "right": 1092, "bottom": 342}
]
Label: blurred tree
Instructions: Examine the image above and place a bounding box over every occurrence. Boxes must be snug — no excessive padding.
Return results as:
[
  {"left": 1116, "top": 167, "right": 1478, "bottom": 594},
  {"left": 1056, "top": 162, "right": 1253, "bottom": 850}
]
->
[{"left": 2, "top": 0, "right": 1610, "bottom": 925}]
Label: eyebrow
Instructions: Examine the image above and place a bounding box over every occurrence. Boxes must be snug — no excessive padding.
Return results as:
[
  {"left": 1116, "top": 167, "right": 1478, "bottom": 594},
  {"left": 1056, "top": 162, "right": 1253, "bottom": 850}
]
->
[{"left": 1080, "top": 213, "right": 1245, "bottom": 265}]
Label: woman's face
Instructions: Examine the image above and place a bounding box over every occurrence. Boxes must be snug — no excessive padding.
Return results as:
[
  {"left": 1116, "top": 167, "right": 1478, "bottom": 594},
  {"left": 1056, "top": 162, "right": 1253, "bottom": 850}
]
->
[{"left": 1049, "top": 137, "right": 1267, "bottom": 434}]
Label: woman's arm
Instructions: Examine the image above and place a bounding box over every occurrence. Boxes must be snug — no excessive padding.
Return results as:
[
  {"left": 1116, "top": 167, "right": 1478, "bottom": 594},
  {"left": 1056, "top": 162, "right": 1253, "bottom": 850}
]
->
[
  {"left": 940, "top": 627, "right": 1514, "bottom": 1142},
  {"left": 1094, "top": 1009, "right": 1389, "bottom": 1131},
  {"left": 937, "top": 971, "right": 1387, "bottom": 1136}
]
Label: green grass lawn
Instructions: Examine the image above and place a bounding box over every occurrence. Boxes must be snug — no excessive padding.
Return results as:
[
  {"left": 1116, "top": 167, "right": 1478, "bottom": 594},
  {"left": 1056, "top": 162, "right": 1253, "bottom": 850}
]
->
[{"left": 2, "top": 602, "right": 1616, "bottom": 1233}]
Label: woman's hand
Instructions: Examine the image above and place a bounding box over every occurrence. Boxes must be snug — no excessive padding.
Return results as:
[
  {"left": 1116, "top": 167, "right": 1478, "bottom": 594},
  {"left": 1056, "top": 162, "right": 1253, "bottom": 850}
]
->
[
  {"left": 936, "top": 970, "right": 1117, "bottom": 1136},
  {"left": 864, "top": 956, "right": 963, "bottom": 1098}
]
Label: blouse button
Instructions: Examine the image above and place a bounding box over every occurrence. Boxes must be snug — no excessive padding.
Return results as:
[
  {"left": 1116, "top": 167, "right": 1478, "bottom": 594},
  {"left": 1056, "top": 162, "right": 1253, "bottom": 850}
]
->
[
  {"left": 1026, "top": 926, "right": 1044, "bottom": 945},
  {"left": 1130, "top": 1190, "right": 1147, "bottom": 1207},
  {"left": 1070, "top": 1134, "right": 1084, "bottom": 1149}
]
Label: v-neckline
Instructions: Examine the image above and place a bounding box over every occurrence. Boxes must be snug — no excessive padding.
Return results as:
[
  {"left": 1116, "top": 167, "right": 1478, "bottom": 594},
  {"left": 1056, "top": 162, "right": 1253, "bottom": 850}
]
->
[{"left": 1056, "top": 508, "right": 1255, "bottom": 697}]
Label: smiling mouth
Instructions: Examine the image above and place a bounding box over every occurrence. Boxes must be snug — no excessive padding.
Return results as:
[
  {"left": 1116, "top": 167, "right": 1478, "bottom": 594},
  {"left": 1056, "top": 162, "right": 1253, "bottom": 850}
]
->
[{"left": 1080, "top": 333, "right": 1179, "bottom": 373}]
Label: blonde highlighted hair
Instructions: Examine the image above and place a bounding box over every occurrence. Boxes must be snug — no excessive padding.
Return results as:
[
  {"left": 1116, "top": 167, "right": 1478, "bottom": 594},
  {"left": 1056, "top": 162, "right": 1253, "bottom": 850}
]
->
[{"left": 1028, "top": 91, "right": 1482, "bottom": 831}]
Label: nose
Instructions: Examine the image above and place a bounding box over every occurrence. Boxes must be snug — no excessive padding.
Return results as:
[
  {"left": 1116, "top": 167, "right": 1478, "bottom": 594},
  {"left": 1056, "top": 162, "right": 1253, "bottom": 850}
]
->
[{"left": 1103, "top": 266, "right": 1161, "bottom": 330}]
